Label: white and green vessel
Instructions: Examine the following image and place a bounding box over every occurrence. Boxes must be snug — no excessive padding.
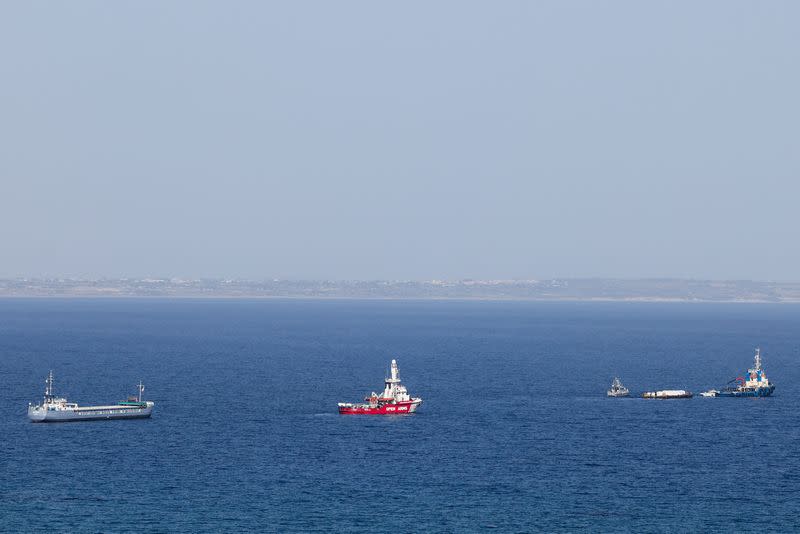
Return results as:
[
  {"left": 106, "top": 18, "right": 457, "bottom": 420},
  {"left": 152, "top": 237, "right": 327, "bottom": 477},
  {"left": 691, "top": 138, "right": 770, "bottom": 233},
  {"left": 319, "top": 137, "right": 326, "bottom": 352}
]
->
[{"left": 27, "top": 371, "right": 154, "bottom": 423}]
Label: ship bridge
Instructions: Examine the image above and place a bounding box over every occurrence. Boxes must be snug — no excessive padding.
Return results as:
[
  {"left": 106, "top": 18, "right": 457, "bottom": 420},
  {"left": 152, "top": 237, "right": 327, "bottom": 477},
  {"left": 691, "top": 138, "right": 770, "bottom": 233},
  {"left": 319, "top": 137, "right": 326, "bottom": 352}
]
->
[{"left": 381, "top": 359, "right": 411, "bottom": 401}]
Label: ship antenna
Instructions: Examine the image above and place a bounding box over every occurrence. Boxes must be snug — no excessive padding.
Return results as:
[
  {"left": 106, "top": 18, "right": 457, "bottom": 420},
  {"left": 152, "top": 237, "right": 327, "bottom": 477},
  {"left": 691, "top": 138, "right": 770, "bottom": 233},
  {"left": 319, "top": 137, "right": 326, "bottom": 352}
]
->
[{"left": 45, "top": 370, "right": 54, "bottom": 398}]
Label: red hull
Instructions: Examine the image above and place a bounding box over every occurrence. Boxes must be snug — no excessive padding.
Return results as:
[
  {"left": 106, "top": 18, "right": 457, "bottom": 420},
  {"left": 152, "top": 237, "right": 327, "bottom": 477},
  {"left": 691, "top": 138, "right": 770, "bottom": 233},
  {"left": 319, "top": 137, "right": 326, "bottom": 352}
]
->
[{"left": 338, "top": 400, "right": 420, "bottom": 415}]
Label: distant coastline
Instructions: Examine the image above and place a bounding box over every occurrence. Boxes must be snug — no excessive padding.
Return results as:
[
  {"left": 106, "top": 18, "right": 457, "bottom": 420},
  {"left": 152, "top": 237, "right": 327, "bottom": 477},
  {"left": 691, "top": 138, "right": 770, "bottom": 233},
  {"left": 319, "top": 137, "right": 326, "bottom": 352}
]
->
[{"left": 2, "top": 278, "right": 799, "bottom": 303}]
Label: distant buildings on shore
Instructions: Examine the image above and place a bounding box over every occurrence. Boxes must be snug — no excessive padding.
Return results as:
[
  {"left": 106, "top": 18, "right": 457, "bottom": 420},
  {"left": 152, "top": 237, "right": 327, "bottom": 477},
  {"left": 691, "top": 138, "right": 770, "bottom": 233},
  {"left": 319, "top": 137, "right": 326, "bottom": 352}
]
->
[{"left": 1, "top": 277, "right": 799, "bottom": 302}]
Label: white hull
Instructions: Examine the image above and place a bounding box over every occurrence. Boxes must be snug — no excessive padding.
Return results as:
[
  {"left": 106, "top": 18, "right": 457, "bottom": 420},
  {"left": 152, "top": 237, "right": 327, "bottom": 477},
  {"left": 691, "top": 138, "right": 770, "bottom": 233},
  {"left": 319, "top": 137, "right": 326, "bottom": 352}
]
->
[{"left": 28, "top": 403, "right": 154, "bottom": 423}]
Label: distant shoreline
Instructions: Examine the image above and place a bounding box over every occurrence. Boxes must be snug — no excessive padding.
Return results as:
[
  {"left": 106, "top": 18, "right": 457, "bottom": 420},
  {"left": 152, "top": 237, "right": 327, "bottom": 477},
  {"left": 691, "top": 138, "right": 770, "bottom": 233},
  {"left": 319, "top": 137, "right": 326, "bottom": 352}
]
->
[
  {"left": 1, "top": 295, "right": 799, "bottom": 304},
  {"left": 2, "top": 278, "right": 799, "bottom": 303}
]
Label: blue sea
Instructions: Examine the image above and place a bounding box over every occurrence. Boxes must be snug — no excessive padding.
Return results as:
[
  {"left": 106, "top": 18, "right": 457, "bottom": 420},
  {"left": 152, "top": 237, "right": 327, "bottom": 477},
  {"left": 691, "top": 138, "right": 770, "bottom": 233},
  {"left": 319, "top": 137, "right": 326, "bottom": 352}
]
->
[{"left": 1, "top": 299, "right": 798, "bottom": 532}]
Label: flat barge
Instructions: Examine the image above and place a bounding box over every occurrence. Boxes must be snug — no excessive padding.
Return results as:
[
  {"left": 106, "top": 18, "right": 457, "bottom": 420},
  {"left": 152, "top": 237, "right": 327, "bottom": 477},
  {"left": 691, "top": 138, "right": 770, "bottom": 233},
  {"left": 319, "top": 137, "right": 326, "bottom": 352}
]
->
[{"left": 642, "top": 389, "right": 693, "bottom": 399}]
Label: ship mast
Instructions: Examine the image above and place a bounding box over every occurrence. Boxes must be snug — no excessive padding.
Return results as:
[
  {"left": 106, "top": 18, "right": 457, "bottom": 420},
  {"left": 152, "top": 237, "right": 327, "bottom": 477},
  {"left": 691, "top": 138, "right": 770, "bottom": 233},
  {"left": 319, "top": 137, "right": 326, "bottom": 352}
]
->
[
  {"left": 137, "top": 381, "right": 145, "bottom": 402},
  {"left": 385, "top": 359, "right": 400, "bottom": 386},
  {"left": 754, "top": 347, "right": 762, "bottom": 371},
  {"left": 390, "top": 359, "right": 400, "bottom": 382},
  {"left": 45, "top": 370, "right": 54, "bottom": 399},
  {"left": 381, "top": 359, "right": 401, "bottom": 398}
]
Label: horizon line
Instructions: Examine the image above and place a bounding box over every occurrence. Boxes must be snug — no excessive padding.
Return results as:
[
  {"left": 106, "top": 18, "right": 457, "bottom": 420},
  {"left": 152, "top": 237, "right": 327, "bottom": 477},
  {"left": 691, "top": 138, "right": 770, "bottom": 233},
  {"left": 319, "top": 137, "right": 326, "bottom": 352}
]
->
[{"left": 2, "top": 276, "right": 800, "bottom": 283}]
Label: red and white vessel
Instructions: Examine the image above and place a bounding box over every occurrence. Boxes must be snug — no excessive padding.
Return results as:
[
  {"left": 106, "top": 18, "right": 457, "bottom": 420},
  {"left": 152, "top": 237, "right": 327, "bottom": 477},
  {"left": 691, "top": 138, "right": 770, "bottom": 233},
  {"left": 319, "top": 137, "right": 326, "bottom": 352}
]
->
[{"left": 338, "top": 359, "right": 422, "bottom": 415}]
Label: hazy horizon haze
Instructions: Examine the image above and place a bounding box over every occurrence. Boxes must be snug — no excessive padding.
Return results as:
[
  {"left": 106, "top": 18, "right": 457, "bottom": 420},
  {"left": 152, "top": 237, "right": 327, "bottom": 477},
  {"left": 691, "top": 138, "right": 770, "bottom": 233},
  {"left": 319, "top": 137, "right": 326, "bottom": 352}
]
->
[{"left": 2, "top": 2, "right": 798, "bottom": 280}]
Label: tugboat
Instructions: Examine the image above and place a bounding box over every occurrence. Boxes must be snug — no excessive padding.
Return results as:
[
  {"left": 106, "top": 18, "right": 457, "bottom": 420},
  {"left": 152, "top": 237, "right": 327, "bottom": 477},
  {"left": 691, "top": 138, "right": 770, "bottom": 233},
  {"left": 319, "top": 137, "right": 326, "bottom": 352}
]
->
[
  {"left": 714, "top": 348, "right": 775, "bottom": 397},
  {"left": 338, "top": 359, "right": 422, "bottom": 415},
  {"left": 607, "top": 377, "right": 630, "bottom": 397},
  {"left": 27, "top": 371, "right": 154, "bottom": 423}
]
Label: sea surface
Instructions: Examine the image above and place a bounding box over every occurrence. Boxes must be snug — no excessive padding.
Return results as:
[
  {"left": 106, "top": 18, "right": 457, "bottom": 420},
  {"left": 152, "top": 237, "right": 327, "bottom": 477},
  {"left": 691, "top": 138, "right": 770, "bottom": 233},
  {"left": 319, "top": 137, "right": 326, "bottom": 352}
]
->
[{"left": 1, "top": 299, "right": 798, "bottom": 533}]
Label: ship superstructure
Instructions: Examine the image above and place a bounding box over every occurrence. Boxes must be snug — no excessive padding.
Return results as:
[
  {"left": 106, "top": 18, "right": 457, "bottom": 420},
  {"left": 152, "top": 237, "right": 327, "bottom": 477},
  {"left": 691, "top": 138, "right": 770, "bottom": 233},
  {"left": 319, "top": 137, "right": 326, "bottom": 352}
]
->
[
  {"left": 714, "top": 348, "right": 775, "bottom": 397},
  {"left": 27, "top": 371, "right": 154, "bottom": 423},
  {"left": 607, "top": 377, "right": 630, "bottom": 397},
  {"left": 338, "top": 359, "right": 422, "bottom": 415}
]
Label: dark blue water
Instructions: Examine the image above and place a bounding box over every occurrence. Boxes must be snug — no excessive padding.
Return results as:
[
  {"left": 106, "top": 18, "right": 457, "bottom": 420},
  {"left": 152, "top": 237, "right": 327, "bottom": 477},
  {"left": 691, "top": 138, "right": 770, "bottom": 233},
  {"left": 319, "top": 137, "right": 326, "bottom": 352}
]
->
[{"left": 1, "top": 299, "right": 798, "bottom": 532}]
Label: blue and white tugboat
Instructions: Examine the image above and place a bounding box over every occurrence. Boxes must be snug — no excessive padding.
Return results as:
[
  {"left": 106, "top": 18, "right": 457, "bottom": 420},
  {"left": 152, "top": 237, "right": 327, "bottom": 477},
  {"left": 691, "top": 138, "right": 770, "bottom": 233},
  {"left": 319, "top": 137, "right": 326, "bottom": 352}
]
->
[
  {"left": 28, "top": 371, "right": 154, "bottom": 422},
  {"left": 702, "top": 348, "right": 775, "bottom": 398}
]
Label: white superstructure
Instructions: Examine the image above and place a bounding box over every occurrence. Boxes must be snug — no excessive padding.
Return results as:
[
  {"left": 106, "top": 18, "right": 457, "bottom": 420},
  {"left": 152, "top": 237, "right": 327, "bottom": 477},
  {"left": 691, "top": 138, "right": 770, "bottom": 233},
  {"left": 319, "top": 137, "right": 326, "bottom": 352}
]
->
[
  {"left": 745, "top": 348, "right": 771, "bottom": 389},
  {"left": 379, "top": 359, "right": 414, "bottom": 402}
]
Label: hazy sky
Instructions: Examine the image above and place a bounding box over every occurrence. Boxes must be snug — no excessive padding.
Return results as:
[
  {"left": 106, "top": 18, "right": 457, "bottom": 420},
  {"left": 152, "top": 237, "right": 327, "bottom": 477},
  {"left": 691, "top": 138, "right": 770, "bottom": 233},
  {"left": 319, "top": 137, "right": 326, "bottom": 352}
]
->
[{"left": 1, "top": 2, "right": 798, "bottom": 280}]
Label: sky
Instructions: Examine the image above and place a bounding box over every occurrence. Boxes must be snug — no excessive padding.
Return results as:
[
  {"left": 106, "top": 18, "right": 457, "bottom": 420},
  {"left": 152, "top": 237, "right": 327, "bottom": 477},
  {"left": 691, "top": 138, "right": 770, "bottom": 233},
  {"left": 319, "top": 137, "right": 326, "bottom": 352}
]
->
[{"left": 1, "top": 1, "right": 798, "bottom": 281}]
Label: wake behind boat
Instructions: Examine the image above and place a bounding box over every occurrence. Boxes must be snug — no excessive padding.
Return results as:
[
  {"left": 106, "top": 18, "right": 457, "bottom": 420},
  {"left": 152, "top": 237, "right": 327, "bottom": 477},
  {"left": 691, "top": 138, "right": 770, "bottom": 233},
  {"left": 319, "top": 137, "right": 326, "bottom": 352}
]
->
[
  {"left": 338, "top": 359, "right": 422, "bottom": 415},
  {"left": 27, "top": 371, "right": 154, "bottom": 423}
]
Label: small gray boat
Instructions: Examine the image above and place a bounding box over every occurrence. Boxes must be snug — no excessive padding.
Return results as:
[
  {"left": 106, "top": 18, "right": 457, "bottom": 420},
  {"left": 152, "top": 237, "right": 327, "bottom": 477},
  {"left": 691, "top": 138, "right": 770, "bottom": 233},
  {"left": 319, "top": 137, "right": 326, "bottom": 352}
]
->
[{"left": 607, "top": 377, "right": 630, "bottom": 397}]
